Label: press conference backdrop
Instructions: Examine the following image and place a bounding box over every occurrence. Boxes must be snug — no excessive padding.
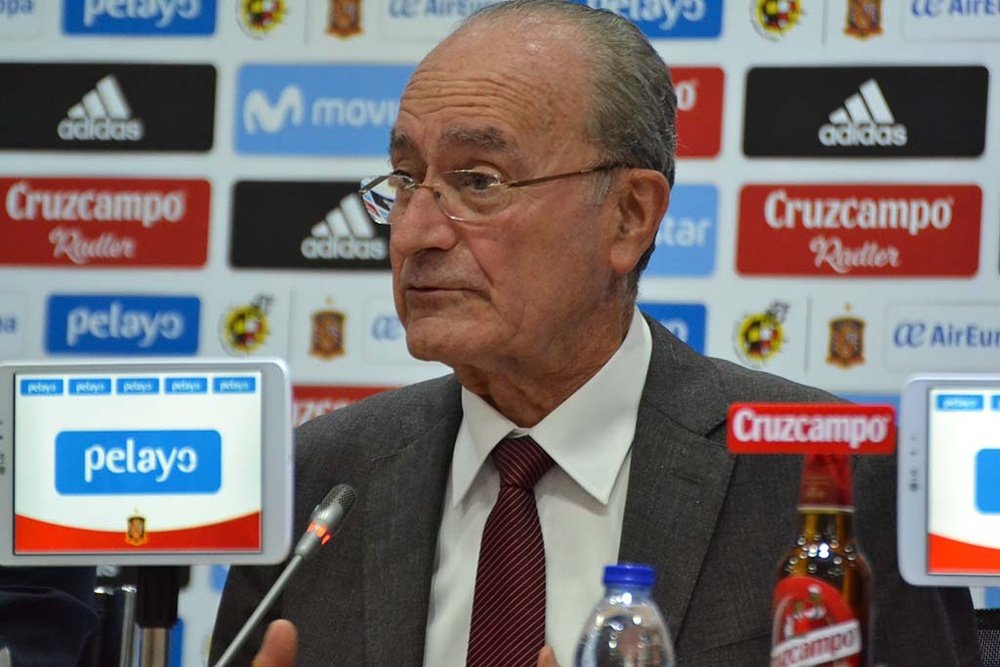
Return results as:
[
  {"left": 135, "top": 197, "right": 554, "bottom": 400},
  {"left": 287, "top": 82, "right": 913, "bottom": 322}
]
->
[{"left": 1, "top": 1, "right": 998, "bottom": 664}]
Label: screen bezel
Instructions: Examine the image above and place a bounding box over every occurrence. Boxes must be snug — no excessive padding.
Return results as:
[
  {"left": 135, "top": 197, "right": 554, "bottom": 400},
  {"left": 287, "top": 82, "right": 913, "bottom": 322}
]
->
[
  {"left": 898, "top": 372, "right": 1000, "bottom": 587},
  {"left": 0, "top": 358, "right": 293, "bottom": 566}
]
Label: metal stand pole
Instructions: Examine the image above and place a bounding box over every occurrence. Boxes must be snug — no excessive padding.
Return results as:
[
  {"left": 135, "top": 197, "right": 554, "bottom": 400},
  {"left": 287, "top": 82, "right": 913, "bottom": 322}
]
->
[{"left": 136, "top": 567, "right": 181, "bottom": 667}]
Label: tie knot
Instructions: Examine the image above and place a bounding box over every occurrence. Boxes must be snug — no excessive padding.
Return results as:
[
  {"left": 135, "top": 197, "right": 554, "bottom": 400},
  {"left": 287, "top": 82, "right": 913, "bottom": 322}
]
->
[{"left": 491, "top": 436, "right": 554, "bottom": 490}]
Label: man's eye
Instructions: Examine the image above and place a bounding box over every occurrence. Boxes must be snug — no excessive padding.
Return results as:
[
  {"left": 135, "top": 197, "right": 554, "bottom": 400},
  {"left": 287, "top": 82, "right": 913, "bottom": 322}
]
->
[
  {"left": 388, "top": 173, "right": 417, "bottom": 190},
  {"left": 454, "top": 171, "right": 499, "bottom": 192}
]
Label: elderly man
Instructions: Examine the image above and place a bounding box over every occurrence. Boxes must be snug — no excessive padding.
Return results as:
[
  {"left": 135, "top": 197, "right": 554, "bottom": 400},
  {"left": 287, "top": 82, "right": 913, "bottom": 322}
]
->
[{"left": 210, "top": 2, "right": 979, "bottom": 665}]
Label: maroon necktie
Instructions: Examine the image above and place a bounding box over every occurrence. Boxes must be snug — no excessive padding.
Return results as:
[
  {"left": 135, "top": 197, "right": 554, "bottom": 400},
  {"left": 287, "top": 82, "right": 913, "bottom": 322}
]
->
[{"left": 466, "top": 435, "right": 555, "bottom": 667}]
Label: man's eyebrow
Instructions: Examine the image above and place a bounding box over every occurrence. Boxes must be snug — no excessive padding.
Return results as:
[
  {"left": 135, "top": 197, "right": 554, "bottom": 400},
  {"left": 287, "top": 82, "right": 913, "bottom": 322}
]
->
[
  {"left": 440, "top": 126, "right": 517, "bottom": 155},
  {"left": 388, "top": 126, "right": 517, "bottom": 157}
]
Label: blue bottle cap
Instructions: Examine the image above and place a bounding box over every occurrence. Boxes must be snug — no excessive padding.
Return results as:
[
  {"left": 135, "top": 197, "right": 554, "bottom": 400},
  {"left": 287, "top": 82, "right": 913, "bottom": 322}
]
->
[{"left": 603, "top": 562, "right": 656, "bottom": 588}]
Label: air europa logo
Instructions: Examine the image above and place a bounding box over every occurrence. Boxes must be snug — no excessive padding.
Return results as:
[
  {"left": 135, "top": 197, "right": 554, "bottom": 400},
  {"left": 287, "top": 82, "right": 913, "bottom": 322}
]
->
[
  {"left": 737, "top": 184, "right": 981, "bottom": 277},
  {"left": 0, "top": 0, "right": 40, "bottom": 38},
  {"left": 726, "top": 403, "right": 896, "bottom": 455}
]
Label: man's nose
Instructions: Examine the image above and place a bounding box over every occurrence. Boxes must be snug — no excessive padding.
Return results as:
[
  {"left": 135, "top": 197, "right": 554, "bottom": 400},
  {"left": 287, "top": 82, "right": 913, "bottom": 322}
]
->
[{"left": 389, "top": 185, "right": 459, "bottom": 255}]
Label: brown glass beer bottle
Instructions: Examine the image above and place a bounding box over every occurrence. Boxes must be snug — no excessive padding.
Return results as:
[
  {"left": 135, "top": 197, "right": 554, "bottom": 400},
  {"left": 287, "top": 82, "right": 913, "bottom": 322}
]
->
[{"left": 770, "top": 454, "right": 874, "bottom": 667}]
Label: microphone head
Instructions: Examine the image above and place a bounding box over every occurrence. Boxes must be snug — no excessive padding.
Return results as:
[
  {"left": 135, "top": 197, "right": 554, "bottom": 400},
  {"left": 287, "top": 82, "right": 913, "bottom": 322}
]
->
[
  {"left": 315, "top": 484, "right": 357, "bottom": 526},
  {"left": 294, "top": 484, "right": 357, "bottom": 560}
]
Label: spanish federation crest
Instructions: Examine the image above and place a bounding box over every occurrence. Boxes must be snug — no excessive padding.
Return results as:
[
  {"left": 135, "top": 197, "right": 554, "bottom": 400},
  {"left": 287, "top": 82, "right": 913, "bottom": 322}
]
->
[
  {"left": 751, "top": 0, "right": 802, "bottom": 40},
  {"left": 328, "top": 0, "right": 361, "bottom": 38},
  {"left": 735, "top": 301, "right": 789, "bottom": 366},
  {"left": 827, "top": 308, "right": 865, "bottom": 368},
  {"left": 845, "top": 0, "right": 882, "bottom": 39},
  {"left": 311, "top": 308, "right": 346, "bottom": 359},
  {"left": 126, "top": 513, "right": 148, "bottom": 546},
  {"left": 238, "top": 0, "right": 287, "bottom": 37},
  {"left": 221, "top": 294, "right": 272, "bottom": 355}
]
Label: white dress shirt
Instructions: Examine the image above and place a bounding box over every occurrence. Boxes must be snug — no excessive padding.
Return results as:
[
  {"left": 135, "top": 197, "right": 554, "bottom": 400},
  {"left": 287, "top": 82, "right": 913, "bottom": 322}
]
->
[{"left": 422, "top": 309, "right": 653, "bottom": 667}]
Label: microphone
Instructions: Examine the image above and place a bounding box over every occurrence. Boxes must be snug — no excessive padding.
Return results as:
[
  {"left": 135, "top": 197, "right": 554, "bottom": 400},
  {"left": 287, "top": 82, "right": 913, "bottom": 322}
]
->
[{"left": 213, "top": 484, "right": 357, "bottom": 667}]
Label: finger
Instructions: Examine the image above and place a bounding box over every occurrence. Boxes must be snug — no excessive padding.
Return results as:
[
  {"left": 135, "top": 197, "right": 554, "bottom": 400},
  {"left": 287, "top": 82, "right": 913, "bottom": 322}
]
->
[
  {"left": 251, "top": 619, "right": 298, "bottom": 667},
  {"left": 536, "top": 645, "right": 560, "bottom": 667}
]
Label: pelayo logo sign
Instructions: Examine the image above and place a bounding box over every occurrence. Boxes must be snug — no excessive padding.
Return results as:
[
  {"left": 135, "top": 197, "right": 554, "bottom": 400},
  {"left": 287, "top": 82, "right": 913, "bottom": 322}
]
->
[
  {"left": 62, "top": 0, "right": 217, "bottom": 35},
  {"left": 0, "top": 63, "right": 215, "bottom": 152},
  {"left": 743, "top": 66, "right": 988, "bottom": 157},
  {"left": 736, "top": 184, "right": 981, "bottom": 277},
  {"left": 46, "top": 294, "right": 200, "bottom": 355},
  {"left": 236, "top": 64, "right": 412, "bottom": 156},
  {"left": 0, "top": 178, "right": 211, "bottom": 267},
  {"left": 54, "top": 429, "right": 221, "bottom": 494},
  {"left": 573, "top": 0, "right": 723, "bottom": 38}
]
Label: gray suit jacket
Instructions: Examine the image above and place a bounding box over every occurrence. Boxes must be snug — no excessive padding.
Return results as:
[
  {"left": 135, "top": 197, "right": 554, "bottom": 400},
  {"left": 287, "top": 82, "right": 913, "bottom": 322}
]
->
[{"left": 211, "top": 319, "right": 980, "bottom": 666}]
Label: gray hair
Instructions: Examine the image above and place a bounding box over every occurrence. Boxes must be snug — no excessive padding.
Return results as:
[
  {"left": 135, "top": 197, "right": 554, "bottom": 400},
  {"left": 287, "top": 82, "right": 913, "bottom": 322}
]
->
[{"left": 459, "top": 0, "right": 677, "bottom": 295}]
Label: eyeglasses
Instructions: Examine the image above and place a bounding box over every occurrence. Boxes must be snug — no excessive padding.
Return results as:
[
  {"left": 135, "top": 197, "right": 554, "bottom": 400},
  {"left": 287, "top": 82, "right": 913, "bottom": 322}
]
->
[{"left": 358, "top": 163, "right": 624, "bottom": 225}]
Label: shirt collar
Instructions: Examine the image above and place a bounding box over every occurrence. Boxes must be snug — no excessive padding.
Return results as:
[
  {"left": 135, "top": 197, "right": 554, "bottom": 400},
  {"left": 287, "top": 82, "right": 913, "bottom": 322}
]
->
[{"left": 453, "top": 309, "right": 652, "bottom": 506}]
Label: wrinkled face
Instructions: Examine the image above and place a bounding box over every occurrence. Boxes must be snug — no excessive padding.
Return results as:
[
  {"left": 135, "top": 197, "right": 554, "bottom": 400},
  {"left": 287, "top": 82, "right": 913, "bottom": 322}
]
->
[{"left": 389, "top": 19, "right": 621, "bottom": 374}]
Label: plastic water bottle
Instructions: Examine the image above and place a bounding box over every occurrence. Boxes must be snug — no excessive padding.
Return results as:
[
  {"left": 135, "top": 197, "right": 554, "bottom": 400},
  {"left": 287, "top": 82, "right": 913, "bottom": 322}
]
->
[{"left": 574, "top": 563, "right": 676, "bottom": 667}]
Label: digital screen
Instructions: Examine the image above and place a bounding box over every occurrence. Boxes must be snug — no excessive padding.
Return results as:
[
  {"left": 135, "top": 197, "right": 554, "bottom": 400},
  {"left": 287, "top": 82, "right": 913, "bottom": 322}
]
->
[
  {"left": 13, "top": 371, "right": 263, "bottom": 554},
  {"left": 927, "top": 388, "right": 1000, "bottom": 575}
]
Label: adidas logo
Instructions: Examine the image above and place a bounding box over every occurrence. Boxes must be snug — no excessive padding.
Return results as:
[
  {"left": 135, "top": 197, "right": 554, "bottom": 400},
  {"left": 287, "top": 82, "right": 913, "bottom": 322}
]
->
[
  {"left": 818, "top": 78, "right": 907, "bottom": 148},
  {"left": 300, "top": 193, "right": 388, "bottom": 261},
  {"left": 57, "top": 75, "right": 144, "bottom": 142}
]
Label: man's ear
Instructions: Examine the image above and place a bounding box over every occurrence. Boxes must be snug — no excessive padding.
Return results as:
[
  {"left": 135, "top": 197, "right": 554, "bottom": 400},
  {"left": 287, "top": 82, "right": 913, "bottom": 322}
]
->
[{"left": 608, "top": 169, "right": 670, "bottom": 276}]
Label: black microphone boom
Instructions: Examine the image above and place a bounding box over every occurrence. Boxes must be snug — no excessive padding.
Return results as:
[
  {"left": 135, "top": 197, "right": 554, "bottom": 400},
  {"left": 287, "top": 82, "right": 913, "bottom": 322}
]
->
[{"left": 212, "top": 484, "right": 357, "bottom": 667}]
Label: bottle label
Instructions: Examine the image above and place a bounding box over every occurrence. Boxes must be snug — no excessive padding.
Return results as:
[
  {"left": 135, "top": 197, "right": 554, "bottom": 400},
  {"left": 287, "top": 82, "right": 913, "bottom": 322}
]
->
[{"left": 771, "top": 576, "right": 862, "bottom": 667}]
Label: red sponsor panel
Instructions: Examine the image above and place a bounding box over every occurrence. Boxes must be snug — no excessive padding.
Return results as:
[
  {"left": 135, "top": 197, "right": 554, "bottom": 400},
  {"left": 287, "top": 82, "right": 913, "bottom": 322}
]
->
[
  {"left": 0, "top": 177, "right": 210, "bottom": 267},
  {"left": 672, "top": 66, "right": 724, "bottom": 158},
  {"left": 293, "top": 384, "right": 396, "bottom": 427},
  {"left": 736, "top": 184, "right": 981, "bottom": 276},
  {"left": 727, "top": 403, "right": 896, "bottom": 455},
  {"left": 929, "top": 533, "right": 1000, "bottom": 574},
  {"left": 14, "top": 512, "right": 260, "bottom": 552}
]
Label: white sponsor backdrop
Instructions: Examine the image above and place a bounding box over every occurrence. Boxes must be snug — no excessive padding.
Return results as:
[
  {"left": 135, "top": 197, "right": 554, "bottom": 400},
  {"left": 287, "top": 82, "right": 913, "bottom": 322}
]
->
[{"left": 1, "top": 1, "right": 999, "bottom": 664}]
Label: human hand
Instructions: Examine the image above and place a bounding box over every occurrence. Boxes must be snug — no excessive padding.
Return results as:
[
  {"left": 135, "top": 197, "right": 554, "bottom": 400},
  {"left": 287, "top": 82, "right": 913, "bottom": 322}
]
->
[
  {"left": 537, "top": 645, "right": 560, "bottom": 667},
  {"left": 251, "top": 619, "right": 298, "bottom": 667}
]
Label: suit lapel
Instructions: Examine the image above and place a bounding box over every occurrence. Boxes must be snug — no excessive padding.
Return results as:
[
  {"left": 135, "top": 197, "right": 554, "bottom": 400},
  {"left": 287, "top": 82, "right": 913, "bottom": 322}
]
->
[
  {"left": 618, "top": 319, "right": 736, "bottom": 639},
  {"left": 363, "top": 392, "right": 462, "bottom": 665}
]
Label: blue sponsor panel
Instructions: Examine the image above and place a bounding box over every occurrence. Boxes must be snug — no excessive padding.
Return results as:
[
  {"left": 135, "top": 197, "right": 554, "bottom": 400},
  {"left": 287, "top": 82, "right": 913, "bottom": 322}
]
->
[
  {"left": 62, "top": 0, "right": 216, "bottom": 35},
  {"left": 643, "top": 184, "right": 717, "bottom": 277},
  {"left": 117, "top": 377, "right": 160, "bottom": 394},
  {"left": 55, "top": 429, "right": 222, "bottom": 494},
  {"left": 19, "top": 379, "right": 64, "bottom": 396},
  {"left": 166, "top": 377, "right": 207, "bottom": 394},
  {"left": 69, "top": 378, "right": 112, "bottom": 395},
  {"left": 976, "top": 449, "right": 1000, "bottom": 513},
  {"left": 235, "top": 64, "right": 413, "bottom": 156},
  {"left": 213, "top": 376, "right": 257, "bottom": 393},
  {"left": 570, "top": 0, "right": 723, "bottom": 38},
  {"left": 637, "top": 302, "right": 706, "bottom": 353},
  {"left": 46, "top": 295, "right": 200, "bottom": 355},
  {"left": 935, "top": 394, "right": 984, "bottom": 411}
]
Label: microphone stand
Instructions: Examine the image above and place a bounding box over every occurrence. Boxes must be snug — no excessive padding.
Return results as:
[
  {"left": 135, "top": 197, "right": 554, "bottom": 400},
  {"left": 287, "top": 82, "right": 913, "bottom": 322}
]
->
[{"left": 136, "top": 566, "right": 182, "bottom": 667}]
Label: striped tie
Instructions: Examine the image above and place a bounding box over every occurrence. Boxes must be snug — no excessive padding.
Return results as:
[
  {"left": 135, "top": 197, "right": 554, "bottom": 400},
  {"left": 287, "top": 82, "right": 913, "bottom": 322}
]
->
[{"left": 467, "top": 435, "right": 555, "bottom": 667}]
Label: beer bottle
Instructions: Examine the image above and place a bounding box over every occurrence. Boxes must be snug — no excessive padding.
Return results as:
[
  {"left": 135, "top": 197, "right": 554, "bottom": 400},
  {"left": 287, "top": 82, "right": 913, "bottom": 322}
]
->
[{"left": 770, "top": 454, "right": 873, "bottom": 667}]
